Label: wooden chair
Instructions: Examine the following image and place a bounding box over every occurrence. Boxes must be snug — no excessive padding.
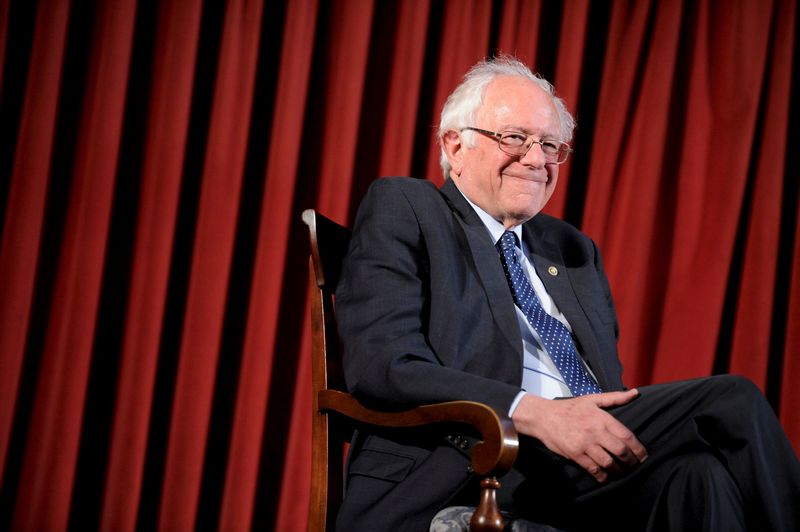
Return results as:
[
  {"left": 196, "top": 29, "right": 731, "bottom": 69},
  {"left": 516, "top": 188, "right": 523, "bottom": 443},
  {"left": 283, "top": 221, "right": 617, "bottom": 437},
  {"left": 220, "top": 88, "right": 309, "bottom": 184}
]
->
[{"left": 302, "top": 209, "right": 520, "bottom": 532}]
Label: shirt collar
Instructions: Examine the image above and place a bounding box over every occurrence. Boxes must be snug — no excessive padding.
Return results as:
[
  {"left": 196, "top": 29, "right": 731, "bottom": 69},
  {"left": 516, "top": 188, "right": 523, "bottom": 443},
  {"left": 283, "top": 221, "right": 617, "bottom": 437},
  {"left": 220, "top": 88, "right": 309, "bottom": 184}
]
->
[{"left": 453, "top": 182, "right": 523, "bottom": 246}]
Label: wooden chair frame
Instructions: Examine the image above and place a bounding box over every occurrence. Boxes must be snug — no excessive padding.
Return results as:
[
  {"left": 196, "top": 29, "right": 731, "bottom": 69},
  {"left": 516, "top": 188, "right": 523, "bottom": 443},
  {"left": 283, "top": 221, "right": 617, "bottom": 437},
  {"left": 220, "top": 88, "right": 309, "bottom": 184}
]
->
[{"left": 303, "top": 209, "right": 520, "bottom": 532}]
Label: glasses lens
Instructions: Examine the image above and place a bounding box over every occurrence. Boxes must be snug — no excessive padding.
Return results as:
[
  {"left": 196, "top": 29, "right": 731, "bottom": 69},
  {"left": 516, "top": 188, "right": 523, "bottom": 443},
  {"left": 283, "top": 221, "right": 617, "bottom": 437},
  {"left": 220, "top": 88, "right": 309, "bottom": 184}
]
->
[
  {"left": 556, "top": 144, "right": 570, "bottom": 163},
  {"left": 498, "top": 132, "right": 528, "bottom": 155},
  {"left": 496, "top": 131, "right": 571, "bottom": 163},
  {"left": 544, "top": 141, "right": 570, "bottom": 164},
  {"left": 540, "top": 141, "right": 559, "bottom": 156}
]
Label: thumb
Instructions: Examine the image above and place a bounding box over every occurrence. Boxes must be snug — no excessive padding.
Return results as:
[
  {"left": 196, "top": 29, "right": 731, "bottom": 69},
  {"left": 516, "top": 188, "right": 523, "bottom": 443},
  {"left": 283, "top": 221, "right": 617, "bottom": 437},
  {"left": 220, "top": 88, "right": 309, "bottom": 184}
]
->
[{"left": 590, "top": 388, "right": 640, "bottom": 408}]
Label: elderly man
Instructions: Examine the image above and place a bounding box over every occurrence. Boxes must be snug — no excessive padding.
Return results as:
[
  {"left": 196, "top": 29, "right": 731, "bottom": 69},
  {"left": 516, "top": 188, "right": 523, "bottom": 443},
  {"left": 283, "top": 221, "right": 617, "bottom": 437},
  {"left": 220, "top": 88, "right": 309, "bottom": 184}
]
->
[{"left": 334, "top": 56, "right": 800, "bottom": 531}]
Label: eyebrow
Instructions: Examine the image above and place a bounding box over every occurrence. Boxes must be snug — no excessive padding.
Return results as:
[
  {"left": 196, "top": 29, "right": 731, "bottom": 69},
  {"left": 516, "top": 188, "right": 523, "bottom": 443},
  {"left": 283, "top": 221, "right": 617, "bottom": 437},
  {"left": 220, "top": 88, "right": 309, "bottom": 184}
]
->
[{"left": 499, "top": 125, "right": 559, "bottom": 139}]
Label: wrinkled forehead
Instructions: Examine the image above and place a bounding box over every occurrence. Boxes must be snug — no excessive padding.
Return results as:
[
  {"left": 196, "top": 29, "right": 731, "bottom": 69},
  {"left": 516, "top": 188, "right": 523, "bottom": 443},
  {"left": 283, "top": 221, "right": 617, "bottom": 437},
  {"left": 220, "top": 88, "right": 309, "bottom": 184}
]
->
[{"left": 477, "top": 76, "right": 560, "bottom": 135}]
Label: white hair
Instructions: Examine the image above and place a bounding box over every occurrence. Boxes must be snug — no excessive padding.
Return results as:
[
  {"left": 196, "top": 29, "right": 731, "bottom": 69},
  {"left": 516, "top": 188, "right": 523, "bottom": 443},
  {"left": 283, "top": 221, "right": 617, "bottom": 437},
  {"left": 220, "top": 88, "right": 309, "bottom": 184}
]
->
[{"left": 437, "top": 55, "right": 576, "bottom": 178}]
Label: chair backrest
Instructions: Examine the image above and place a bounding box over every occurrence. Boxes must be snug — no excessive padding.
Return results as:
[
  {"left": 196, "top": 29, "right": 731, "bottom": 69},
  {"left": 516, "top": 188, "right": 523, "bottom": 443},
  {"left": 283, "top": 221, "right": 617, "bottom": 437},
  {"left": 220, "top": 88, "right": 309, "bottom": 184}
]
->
[
  {"left": 302, "top": 208, "right": 520, "bottom": 532},
  {"left": 302, "top": 209, "right": 352, "bottom": 531}
]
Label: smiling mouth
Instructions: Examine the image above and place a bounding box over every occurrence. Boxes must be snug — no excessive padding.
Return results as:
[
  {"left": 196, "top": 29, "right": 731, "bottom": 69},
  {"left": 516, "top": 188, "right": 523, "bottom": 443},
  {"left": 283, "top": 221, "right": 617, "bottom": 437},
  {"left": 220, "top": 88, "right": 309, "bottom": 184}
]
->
[{"left": 503, "top": 172, "right": 549, "bottom": 184}]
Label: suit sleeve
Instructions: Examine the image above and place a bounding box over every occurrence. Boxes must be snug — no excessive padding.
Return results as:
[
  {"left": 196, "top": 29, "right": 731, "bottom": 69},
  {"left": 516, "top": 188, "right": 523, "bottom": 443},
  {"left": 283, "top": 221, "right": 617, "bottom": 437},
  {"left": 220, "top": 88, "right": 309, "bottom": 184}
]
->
[{"left": 335, "top": 179, "right": 521, "bottom": 413}]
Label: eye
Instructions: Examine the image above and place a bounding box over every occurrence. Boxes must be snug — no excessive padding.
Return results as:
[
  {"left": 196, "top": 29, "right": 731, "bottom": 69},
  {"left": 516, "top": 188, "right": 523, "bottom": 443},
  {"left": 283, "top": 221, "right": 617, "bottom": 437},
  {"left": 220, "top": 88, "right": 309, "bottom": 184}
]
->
[
  {"left": 540, "top": 140, "right": 560, "bottom": 154},
  {"left": 500, "top": 132, "right": 527, "bottom": 146}
]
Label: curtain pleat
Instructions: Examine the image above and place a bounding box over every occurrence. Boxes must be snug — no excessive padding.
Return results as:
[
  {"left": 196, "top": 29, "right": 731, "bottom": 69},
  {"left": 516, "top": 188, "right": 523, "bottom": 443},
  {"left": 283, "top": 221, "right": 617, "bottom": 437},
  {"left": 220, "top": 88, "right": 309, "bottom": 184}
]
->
[
  {"left": 275, "top": 315, "right": 314, "bottom": 532},
  {"left": 217, "top": 0, "right": 319, "bottom": 529},
  {"left": 99, "top": 1, "right": 204, "bottom": 530},
  {"left": 782, "top": 194, "right": 800, "bottom": 455},
  {"left": 1, "top": 1, "right": 798, "bottom": 530},
  {"left": 315, "top": 0, "right": 374, "bottom": 221},
  {"left": 651, "top": 0, "right": 774, "bottom": 382},
  {"left": 776, "top": 0, "right": 800, "bottom": 457},
  {"left": 424, "top": 0, "right": 494, "bottom": 186},
  {"left": 10, "top": 0, "right": 137, "bottom": 529},
  {"left": 728, "top": 0, "right": 795, "bottom": 389},
  {"left": 377, "top": 0, "right": 430, "bottom": 177},
  {"left": 582, "top": 0, "right": 654, "bottom": 245},
  {"left": 0, "top": 0, "right": 70, "bottom": 488},
  {"left": 156, "top": 0, "right": 264, "bottom": 529},
  {"left": 275, "top": 2, "right": 375, "bottom": 529},
  {"left": 497, "top": 0, "right": 542, "bottom": 64},
  {"left": 546, "top": 0, "right": 590, "bottom": 219},
  {"left": 584, "top": 0, "right": 678, "bottom": 386}
]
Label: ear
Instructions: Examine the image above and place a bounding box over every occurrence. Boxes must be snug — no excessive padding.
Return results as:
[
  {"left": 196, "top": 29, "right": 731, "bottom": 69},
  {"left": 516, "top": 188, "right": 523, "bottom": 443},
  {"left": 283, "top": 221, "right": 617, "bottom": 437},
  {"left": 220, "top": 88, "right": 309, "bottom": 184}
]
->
[{"left": 441, "top": 130, "right": 465, "bottom": 177}]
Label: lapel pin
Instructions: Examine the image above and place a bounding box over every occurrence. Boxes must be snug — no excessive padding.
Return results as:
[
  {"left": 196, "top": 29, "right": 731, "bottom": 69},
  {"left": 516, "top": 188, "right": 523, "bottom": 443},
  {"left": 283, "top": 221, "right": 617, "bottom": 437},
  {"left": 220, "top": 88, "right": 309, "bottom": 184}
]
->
[{"left": 547, "top": 266, "right": 559, "bottom": 276}]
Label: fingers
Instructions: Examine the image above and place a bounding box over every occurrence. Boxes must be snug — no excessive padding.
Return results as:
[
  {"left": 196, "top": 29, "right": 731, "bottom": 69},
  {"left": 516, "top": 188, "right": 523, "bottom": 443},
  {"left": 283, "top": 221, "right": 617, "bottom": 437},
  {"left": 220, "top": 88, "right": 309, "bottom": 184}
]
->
[
  {"left": 579, "top": 442, "right": 636, "bottom": 482},
  {"left": 516, "top": 392, "right": 649, "bottom": 483},
  {"left": 582, "top": 415, "right": 649, "bottom": 482},
  {"left": 600, "top": 435, "right": 637, "bottom": 467},
  {"left": 575, "top": 445, "right": 627, "bottom": 482},
  {"left": 606, "top": 419, "right": 648, "bottom": 464},
  {"left": 574, "top": 452, "right": 608, "bottom": 483},
  {"left": 584, "top": 389, "right": 649, "bottom": 462},
  {"left": 584, "top": 446, "right": 621, "bottom": 482}
]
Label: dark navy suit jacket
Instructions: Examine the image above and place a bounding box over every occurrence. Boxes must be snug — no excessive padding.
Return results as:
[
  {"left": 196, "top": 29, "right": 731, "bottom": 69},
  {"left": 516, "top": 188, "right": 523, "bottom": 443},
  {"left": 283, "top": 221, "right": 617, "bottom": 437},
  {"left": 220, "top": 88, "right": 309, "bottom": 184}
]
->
[{"left": 335, "top": 177, "right": 625, "bottom": 531}]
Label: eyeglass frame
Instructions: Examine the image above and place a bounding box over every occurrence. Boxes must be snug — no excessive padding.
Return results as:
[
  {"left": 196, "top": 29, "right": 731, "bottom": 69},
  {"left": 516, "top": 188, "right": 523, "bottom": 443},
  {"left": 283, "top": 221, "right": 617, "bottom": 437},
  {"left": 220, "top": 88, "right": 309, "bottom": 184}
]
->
[{"left": 460, "top": 127, "right": 573, "bottom": 164}]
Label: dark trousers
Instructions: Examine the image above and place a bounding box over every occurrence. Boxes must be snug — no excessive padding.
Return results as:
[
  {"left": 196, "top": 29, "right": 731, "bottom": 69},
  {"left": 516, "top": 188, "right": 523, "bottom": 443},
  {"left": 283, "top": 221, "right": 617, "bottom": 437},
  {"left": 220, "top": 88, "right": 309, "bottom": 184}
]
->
[{"left": 504, "top": 375, "right": 800, "bottom": 531}]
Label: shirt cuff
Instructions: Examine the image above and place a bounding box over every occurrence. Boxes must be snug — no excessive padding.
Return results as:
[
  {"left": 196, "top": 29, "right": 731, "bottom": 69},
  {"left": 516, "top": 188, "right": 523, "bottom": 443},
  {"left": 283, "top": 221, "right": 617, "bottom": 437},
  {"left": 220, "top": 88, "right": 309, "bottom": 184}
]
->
[{"left": 507, "top": 390, "right": 528, "bottom": 417}]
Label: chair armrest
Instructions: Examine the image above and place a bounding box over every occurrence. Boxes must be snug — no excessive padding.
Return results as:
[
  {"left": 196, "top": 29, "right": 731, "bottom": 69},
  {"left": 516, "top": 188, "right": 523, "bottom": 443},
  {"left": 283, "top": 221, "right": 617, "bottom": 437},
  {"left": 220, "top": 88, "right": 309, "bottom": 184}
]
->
[{"left": 318, "top": 389, "right": 519, "bottom": 476}]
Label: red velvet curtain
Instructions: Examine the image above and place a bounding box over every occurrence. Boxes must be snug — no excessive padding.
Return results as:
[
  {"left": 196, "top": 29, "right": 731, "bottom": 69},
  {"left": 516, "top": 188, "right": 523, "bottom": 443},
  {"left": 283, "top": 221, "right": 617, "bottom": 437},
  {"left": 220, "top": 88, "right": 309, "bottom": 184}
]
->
[{"left": 0, "top": 0, "right": 797, "bottom": 530}]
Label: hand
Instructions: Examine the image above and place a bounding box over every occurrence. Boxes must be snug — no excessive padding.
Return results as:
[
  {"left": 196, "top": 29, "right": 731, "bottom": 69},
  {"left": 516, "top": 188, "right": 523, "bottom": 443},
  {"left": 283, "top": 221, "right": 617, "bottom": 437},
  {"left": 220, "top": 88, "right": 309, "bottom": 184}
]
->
[{"left": 511, "top": 389, "right": 648, "bottom": 483}]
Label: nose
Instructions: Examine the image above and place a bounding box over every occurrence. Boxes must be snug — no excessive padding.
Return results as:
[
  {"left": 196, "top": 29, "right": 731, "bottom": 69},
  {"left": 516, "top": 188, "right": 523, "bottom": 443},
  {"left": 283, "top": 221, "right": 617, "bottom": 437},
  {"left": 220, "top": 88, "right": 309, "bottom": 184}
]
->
[{"left": 519, "top": 139, "right": 547, "bottom": 167}]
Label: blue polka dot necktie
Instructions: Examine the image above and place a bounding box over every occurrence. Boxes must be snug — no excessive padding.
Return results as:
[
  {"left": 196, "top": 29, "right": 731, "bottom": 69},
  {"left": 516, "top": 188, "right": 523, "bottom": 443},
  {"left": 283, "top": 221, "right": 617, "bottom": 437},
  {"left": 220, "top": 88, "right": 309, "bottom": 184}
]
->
[{"left": 496, "top": 231, "right": 602, "bottom": 396}]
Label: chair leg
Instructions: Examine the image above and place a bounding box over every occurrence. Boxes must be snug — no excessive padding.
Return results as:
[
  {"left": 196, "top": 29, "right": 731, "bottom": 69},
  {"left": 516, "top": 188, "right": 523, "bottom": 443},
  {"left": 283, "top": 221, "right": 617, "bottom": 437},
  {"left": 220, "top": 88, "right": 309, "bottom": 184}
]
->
[{"left": 469, "top": 477, "right": 504, "bottom": 531}]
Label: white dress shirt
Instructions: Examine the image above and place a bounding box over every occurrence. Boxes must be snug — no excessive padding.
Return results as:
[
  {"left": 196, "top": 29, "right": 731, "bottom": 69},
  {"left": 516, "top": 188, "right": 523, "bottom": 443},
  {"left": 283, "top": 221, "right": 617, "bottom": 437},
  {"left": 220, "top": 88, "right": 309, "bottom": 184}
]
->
[{"left": 455, "top": 187, "right": 599, "bottom": 415}]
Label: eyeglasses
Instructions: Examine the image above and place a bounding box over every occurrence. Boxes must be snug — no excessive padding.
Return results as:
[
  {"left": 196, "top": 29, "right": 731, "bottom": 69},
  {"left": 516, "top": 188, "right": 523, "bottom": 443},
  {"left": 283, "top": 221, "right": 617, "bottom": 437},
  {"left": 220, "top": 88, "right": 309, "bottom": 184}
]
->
[{"left": 461, "top": 127, "right": 573, "bottom": 164}]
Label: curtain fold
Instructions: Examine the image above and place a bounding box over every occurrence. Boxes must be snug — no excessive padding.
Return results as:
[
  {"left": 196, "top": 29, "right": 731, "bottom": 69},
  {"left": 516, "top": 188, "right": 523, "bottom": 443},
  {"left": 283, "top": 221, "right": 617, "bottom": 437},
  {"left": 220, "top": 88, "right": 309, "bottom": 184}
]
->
[
  {"left": 545, "top": 0, "right": 590, "bottom": 218},
  {"left": 156, "top": 0, "right": 264, "bottom": 529},
  {"left": 583, "top": 0, "right": 676, "bottom": 386},
  {"left": 217, "top": 0, "right": 320, "bottom": 529},
  {"left": 782, "top": 196, "right": 800, "bottom": 448},
  {"left": 377, "top": 0, "right": 430, "bottom": 177},
  {"left": 100, "top": 2, "right": 203, "bottom": 530},
  {"left": 11, "top": 0, "right": 137, "bottom": 528},
  {"left": 0, "top": 0, "right": 71, "bottom": 489},
  {"left": 424, "top": 0, "right": 494, "bottom": 186},
  {"left": 0, "top": 1, "right": 797, "bottom": 530},
  {"left": 651, "top": 0, "right": 774, "bottom": 382},
  {"left": 728, "top": 0, "right": 795, "bottom": 388}
]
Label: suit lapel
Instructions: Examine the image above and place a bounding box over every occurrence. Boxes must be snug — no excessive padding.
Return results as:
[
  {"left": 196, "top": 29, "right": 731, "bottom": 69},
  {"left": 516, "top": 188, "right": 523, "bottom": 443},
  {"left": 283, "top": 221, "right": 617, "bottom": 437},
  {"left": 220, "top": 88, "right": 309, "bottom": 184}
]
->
[
  {"left": 440, "top": 180, "right": 523, "bottom": 357},
  {"left": 439, "top": 179, "right": 613, "bottom": 390},
  {"left": 522, "top": 223, "right": 613, "bottom": 390}
]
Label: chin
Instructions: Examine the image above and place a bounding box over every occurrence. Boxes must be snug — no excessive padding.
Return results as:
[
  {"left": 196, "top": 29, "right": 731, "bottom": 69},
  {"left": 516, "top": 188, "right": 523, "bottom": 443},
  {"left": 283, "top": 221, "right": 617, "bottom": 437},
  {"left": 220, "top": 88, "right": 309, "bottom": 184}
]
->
[
  {"left": 516, "top": 200, "right": 546, "bottom": 218},
  {"left": 506, "top": 209, "right": 541, "bottom": 226}
]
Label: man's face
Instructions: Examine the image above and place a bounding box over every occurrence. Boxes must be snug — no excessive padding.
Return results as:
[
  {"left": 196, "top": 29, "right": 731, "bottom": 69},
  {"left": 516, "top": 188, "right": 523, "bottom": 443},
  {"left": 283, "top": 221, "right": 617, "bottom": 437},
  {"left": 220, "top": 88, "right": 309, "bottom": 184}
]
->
[{"left": 445, "top": 76, "right": 562, "bottom": 228}]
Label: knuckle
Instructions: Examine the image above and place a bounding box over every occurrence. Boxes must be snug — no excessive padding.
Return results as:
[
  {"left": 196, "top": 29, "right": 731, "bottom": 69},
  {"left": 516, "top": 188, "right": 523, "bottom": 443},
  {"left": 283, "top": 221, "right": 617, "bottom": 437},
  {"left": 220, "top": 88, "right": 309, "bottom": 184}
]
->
[{"left": 609, "top": 441, "right": 628, "bottom": 456}]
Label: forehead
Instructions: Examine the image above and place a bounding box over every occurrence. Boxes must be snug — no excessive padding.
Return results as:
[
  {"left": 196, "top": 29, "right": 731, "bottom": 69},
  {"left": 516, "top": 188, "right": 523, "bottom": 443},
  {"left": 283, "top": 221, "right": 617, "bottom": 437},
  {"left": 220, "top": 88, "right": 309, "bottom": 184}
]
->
[{"left": 478, "top": 76, "right": 560, "bottom": 135}]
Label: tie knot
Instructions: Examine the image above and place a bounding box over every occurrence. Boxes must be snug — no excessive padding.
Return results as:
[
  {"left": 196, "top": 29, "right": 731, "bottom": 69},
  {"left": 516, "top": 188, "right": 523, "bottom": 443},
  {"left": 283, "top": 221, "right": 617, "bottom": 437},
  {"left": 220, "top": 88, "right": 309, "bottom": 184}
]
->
[{"left": 498, "top": 230, "right": 519, "bottom": 252}]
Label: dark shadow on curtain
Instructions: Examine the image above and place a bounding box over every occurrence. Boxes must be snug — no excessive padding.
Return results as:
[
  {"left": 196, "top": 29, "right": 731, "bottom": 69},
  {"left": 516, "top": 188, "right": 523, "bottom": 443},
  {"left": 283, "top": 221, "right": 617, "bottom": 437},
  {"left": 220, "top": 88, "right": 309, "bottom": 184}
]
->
[
  {"left": 0, "top": 0, "right": 37, "bottom": 226},
  {"left": 769, "top": 18, "right": 800, "bottom": 410},
  {"left": 67, "top": 0, "right": 158, "bottom": 527},
  {"left": 195, "top": 0, "right": 289, "bottom": 527},
  {"left": 134, "top": 0, "right": 226, "bottom": 528},
  {"left": 0, "top": 0, "right": 94, "bottom": 526}
]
